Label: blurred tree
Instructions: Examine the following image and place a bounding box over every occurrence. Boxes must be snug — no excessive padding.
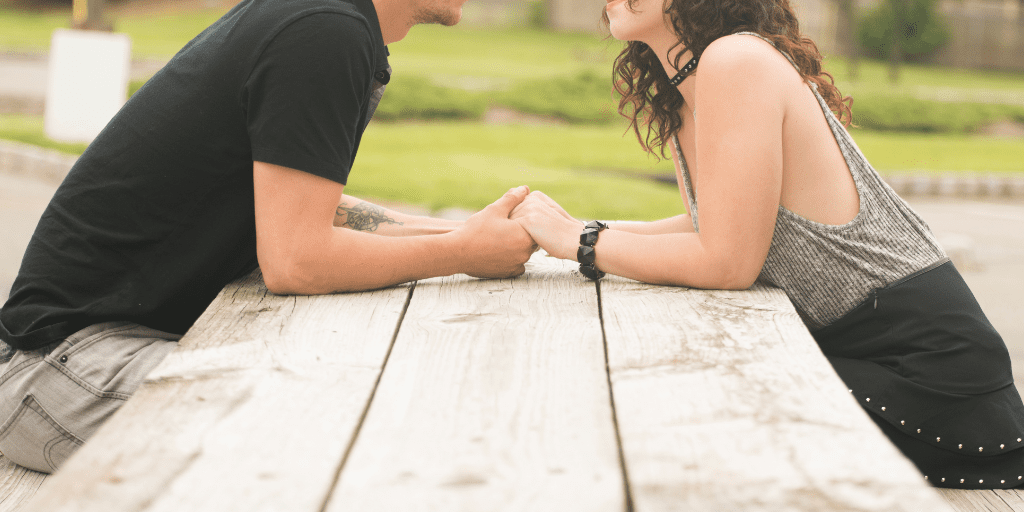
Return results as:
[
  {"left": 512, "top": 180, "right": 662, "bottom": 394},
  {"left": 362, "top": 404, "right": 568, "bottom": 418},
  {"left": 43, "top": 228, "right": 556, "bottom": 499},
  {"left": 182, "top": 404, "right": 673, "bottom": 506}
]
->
[
  {"left": 835, "top": 0, "right": 860, "bottom": 80},
  {"left": 857, "top": 0, "right": 951, "bottom": 82},
  {"left": 888, "top": 0, "right": 904, "bottom": 82},
  {"left": 526, "top": 0, "right": 548, "bottom": 28}
]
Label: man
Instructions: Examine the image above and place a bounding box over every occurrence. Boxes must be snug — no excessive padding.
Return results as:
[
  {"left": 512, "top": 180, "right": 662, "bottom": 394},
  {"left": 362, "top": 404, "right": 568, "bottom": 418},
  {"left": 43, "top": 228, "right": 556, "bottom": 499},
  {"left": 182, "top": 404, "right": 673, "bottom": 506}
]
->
[{"left": 0, "top": 0, "right": 534, "bottom": 473}]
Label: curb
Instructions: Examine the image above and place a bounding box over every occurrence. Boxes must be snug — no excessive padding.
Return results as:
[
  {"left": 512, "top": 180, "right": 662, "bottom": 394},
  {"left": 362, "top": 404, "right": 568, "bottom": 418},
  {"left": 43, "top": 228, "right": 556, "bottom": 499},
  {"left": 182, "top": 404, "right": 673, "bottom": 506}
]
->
[
  {"left": 0, "top": 139, "right": 79, "bottom": 186},
  {"left": 2, "top": 139, "right": 1023, "bottom": 201},
  {"left": 883, "top": 173, "right": 1024, "bottom": 201}
]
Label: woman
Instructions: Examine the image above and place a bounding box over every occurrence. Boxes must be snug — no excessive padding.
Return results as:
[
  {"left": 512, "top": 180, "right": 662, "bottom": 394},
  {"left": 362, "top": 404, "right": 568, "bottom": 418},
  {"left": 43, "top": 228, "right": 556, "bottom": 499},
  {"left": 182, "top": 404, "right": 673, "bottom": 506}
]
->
[{"left": 509, "top": 0, "right": 1024, "bottom": 488}]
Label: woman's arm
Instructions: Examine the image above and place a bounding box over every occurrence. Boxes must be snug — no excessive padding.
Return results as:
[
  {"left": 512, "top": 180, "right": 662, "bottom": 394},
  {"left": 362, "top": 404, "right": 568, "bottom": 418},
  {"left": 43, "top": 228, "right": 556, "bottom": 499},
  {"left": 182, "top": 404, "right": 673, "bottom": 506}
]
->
[
  {"left": 510, "top": 191, "right": 696, "bottom": 236},
  {"left": 515, "top": 36, "right": 789, "bottom": 289},
  {"left": 606, "top": 216, "right": 695, "bottom": 235},
  {"left": 334, "top": 195, "right": 462, "bottom": 236}
]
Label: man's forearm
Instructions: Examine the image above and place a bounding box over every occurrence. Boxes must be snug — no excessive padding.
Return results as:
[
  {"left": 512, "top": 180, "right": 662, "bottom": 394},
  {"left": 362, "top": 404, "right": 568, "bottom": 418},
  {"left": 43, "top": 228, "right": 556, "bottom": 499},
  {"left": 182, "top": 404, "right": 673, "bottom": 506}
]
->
[
  {"left": 268, "top": 195, "right": 533, "bottom": 294},
  {"left": 334, "top": 195, "right": 462, "bottom": 236}
]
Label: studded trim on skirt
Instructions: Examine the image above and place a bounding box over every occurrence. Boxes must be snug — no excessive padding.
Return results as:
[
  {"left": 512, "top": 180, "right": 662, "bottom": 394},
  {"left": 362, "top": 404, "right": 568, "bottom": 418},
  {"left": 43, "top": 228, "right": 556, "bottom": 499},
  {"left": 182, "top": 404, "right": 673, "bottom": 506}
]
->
[{"left": 812, "top": 259, "right": 1024, "bottom": 488}]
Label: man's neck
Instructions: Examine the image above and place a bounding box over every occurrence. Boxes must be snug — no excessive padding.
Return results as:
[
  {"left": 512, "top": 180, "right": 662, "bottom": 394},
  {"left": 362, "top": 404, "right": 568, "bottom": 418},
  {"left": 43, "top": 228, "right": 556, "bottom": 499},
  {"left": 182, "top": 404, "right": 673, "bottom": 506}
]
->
[{"left": 371, "top": 0, "right": 413, "bottom": 44}]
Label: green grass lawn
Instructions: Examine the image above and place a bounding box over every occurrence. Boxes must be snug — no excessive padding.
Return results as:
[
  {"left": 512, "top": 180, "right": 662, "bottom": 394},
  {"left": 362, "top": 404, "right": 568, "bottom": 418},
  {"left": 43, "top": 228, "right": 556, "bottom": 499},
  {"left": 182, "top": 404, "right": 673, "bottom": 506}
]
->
[
  {"left": 827, "top": 58, "right": 1024, "bottom": 106},
  {"left": 348, "top": 122, "right": 683, "bottom": 220},
  {"left": 4, "top": 114, "right": 1021, "bottom": 220},
  {"left": 3, "top": 8, "right": 1021, "bottom": 219},
  {"left": 849, "top": 129, "right": 1024, "bottom": 174},
  {"left": 0, "top": 7, "right": 227, "bottom": 58},
  {"left": 387, "top": 26, "right": 620, "bottom": 89},
  {"left": 0, "top": 114, "right": 88, "bottom": 155}
]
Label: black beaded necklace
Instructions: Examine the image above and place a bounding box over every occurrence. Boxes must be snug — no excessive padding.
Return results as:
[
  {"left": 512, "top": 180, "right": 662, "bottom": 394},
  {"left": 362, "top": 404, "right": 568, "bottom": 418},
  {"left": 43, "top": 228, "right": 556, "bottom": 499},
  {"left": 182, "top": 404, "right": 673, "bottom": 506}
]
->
[{"left": 667, "top": 55, "right": 699, "bottom": 86}]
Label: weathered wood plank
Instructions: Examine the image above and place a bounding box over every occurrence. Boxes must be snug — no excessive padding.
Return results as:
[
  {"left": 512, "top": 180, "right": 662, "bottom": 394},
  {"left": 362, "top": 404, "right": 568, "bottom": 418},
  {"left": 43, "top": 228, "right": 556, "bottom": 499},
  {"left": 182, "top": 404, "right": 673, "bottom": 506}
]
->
[
  {"left": 22, "top": 270, "right": 411, "bottom": 512},
  {"left": 0, "top": 456, "right": 46, "bottom": 512},
  {"left": 941, "top": 489, "right": 1024, "bottom": 512},
  {"left": 599, "top": 277, "right": 953, "bottom": 511},
  {"left": 325, "top": 253, "right": 625, "bottom": 512}
]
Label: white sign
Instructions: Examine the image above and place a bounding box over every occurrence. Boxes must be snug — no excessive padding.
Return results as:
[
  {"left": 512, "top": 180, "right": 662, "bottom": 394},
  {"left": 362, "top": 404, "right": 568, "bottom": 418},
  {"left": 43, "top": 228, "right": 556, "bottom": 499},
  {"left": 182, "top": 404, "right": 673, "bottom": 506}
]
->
[{"left": 44, "top": 28, "right": 131, "bottom": 143}]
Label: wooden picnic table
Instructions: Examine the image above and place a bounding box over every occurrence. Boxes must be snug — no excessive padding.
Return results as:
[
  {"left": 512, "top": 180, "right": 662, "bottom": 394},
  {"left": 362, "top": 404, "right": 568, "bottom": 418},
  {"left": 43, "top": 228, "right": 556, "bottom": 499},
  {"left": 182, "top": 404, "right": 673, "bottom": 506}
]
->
[{"left": 1, "top": 252, "right": 1019, "bottom": 511}]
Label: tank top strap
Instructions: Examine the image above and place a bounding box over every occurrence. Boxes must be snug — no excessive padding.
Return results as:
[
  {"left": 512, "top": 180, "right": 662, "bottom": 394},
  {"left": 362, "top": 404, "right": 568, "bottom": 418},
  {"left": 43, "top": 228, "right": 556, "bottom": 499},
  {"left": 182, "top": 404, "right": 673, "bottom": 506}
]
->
[{"left": 671, "top": 134, "right": 699, "bottom": 233}]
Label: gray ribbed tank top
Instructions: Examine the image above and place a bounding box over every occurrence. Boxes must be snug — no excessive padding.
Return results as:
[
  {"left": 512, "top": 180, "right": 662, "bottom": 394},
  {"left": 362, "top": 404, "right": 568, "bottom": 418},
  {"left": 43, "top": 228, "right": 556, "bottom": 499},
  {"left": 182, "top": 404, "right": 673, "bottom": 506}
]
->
[{"left": 672, "top": 32, "right": 947, "bottom": 330}]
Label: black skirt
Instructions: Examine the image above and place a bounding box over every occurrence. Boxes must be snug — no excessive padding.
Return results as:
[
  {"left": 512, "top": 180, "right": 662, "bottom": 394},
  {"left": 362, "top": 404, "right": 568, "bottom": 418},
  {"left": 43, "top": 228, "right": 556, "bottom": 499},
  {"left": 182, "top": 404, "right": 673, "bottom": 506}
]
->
[{"left": 812, "top": 259, "right": 1024, "bottom": 488}]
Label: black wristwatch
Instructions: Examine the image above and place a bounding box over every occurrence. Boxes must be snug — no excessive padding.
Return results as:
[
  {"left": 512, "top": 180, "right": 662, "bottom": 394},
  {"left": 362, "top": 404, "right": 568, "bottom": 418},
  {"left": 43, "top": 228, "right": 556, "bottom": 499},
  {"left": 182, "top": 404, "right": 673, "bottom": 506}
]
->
[{"left": 578, "top": 220, "right": 608, "bottom": 280}]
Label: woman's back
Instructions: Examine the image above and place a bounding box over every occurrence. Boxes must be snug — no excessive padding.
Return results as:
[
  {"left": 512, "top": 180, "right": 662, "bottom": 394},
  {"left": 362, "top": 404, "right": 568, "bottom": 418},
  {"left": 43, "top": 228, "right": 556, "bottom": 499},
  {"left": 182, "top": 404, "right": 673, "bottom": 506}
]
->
[{"left": 675, "top": 33, "right": 947, "bottom": 329}]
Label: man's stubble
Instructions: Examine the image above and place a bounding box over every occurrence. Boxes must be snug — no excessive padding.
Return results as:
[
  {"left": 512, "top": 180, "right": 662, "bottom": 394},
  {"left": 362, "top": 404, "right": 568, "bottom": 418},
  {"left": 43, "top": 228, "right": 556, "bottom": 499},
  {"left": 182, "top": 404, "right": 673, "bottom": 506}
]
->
[{"left": 412, "top": 3, "right": 461, "bottom": 26}]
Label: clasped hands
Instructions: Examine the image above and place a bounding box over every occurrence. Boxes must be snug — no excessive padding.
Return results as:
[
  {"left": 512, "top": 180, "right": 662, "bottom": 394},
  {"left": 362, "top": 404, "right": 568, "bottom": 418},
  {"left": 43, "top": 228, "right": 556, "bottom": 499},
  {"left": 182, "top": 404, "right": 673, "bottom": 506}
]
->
[
  {"left": 456, "top": 186, "right": 585, "bottom": 280},
  {"left": 507, "top": 190, "right": 583, "bottom": 261}
]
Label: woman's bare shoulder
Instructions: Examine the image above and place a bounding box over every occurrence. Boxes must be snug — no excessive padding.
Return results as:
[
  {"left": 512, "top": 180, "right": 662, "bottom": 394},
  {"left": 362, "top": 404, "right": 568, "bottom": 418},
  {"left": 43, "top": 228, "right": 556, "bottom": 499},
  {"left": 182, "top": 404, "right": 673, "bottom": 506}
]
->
[
  {"left": 696, "top": 33, "right": 805, "bottom": 106},
  {"left": 700, "top": 34, "right": 801, "bottom": 83}
]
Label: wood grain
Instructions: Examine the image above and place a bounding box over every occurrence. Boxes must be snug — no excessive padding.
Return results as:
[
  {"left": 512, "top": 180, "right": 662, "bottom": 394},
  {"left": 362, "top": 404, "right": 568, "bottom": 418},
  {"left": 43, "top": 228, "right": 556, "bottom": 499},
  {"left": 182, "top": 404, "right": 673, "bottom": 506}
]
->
[
  {"left": 940, "top": 489, "right": 1024, "bottom": 512},
  {"left": 325, "top": 253, "right": 625, "bottom": 512},
  {"left": 0, "top": 456, "right": 46, "bottom": 512},
  {"left": 599, "top": 276, "right": 954, "bottom": 512},
  {"left": 21, "top": 270, "right": 411, "bottom": 512}
]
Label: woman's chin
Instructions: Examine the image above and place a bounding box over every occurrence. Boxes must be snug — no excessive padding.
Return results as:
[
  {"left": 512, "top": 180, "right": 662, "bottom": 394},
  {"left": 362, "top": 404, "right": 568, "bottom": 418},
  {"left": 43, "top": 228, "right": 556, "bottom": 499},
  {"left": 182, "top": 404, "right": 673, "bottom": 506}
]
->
[{"left": 606, "top": 25, "right": 631, "bottom": 41}]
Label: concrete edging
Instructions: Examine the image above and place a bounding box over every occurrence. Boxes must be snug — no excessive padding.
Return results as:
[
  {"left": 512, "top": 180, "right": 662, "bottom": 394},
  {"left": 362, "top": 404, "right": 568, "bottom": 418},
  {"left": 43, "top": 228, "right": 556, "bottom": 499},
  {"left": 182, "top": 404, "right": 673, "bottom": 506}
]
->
[
  {"left": 0, "top": 139, "right": 79, "bottom": 187},
  {"left": 884, "top": 173, "right": 1024, "bottom": 200},
  {"left": 2, "top": 138, "right": 1023, "bottom": 201}
]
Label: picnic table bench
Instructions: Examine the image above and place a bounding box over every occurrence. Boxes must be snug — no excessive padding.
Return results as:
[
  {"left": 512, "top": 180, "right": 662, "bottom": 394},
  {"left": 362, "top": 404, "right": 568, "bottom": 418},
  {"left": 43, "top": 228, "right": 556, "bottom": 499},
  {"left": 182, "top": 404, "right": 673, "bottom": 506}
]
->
[{"left": 1, "top": 252, "right": 1021, "bottom": 511}]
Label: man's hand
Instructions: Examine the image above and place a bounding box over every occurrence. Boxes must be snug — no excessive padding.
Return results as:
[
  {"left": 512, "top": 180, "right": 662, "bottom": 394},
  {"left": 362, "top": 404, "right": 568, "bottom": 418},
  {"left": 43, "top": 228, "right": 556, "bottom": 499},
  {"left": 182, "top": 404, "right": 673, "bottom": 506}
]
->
[
  {"left": 509, "top": 191, "right": 583, "bottom": 261},
  {"left": 455, "top": 186, "right": 536, "bottom": 279}
]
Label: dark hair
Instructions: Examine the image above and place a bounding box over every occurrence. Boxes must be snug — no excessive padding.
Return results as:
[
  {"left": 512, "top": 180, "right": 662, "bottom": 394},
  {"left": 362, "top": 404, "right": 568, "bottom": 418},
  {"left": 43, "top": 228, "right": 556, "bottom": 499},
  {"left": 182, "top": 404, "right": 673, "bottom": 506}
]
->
[{"left": 606, "top": 0, "right": 853, "bottom": 157}]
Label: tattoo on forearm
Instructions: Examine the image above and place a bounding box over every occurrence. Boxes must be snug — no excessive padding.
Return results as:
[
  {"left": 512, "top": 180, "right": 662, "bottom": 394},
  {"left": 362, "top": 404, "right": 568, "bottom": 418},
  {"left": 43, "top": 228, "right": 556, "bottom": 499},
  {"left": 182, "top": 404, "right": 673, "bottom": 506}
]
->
[{"left": 336, "top": 202, "right": 403, "bottom": 232}]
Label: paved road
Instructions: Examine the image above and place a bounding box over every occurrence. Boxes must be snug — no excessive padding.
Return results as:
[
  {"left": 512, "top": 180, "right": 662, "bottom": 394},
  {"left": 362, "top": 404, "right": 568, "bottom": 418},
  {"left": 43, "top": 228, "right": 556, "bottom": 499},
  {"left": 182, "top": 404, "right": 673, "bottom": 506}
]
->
[
  {"left": 0, "top": 57, "right": 49, "bottom": 100},
  {"left": 0, "top": 173, "right": 56, "bottom": 299},
  {"left": 911, "top": 198, "right": 1024, "bottom": 391},
  {"left": 1, "top": 171, "right": 1022, "bottom": 387}
]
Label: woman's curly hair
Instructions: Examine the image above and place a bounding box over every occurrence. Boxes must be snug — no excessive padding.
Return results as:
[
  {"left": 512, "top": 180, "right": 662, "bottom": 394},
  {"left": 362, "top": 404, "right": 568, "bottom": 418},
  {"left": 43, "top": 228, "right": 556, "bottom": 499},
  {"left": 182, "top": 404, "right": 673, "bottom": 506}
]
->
[{"left": 607, "top": 0, "right": 853, "bottom": 157}]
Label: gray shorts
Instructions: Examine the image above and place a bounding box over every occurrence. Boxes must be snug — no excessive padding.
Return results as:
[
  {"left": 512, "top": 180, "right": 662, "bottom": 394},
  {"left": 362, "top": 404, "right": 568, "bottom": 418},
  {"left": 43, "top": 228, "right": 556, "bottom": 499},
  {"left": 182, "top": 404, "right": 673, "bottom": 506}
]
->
[{"left": 0, "top": 321, "right": 179, "bottom": 473}]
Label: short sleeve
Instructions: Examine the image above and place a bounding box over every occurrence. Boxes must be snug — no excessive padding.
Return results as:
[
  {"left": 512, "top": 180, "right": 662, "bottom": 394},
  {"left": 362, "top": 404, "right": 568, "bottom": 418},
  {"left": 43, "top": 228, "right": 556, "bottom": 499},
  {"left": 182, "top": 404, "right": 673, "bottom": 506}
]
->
[{"left": 244, "top": 12, "right": 374, "bottom": 184}]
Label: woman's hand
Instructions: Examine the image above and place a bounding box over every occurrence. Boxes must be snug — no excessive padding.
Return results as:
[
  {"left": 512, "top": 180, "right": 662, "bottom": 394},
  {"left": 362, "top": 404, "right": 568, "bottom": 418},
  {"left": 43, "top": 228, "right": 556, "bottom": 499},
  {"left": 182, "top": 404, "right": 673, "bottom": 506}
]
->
[{"left": 509, "top": 191, "right": 584, "bottom": 261}]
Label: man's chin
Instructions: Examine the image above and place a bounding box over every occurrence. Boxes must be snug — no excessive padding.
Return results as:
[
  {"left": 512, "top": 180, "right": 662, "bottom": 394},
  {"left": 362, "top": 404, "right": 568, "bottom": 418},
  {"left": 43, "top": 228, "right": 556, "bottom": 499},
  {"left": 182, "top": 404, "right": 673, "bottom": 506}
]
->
[
  {"left": 414, "top": 8, "right": 462, "bottom": 27},
  {"left": 444, "top": 10, "right": 462, "bottom": 25},
  {"left": 437, "top": 8, "right": 462, "bottom": 26}
]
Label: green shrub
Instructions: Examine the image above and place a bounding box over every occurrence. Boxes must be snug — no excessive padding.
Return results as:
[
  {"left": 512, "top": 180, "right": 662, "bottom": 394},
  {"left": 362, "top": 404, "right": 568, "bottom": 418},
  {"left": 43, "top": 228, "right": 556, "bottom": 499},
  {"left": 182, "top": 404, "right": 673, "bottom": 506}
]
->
[
  {"left": 373, "top": 74, "right": 487, "bottom": 121},
  {"left": 852, "top": 94, "right": 1024, "bottom": 133},
  {"left": 525, "top": 0, "right": 548, "bottom": 29},
  {"left": 496, "top": 70, "right": 618, "bottom": 124},
  {"left": 857, "top": 0, "right": 951, "bottom": 61},
  {"left": 128, "top": 71, "right": 1024, "bottom": 133}
]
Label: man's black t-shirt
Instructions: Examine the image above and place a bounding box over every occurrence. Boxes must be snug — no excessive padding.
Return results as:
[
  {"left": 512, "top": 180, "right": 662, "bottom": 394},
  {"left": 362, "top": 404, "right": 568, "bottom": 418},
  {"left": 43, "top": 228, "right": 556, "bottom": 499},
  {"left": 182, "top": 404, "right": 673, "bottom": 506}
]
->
[{"left": 0, "top": 0, "right": 391, "bottom": 350}]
